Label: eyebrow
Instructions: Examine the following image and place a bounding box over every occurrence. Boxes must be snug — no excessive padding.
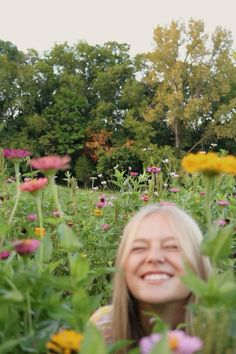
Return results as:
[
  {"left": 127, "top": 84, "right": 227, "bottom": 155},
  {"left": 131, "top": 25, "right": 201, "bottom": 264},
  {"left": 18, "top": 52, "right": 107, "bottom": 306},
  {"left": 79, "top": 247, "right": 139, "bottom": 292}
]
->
[{"left": 133, "top": 236, "right": 177, "bottom": 243}]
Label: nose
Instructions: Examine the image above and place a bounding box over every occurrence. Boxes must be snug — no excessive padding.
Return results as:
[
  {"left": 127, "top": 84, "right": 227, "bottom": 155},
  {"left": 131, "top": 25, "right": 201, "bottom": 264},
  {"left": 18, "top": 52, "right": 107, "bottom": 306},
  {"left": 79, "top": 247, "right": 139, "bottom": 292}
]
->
[{"left": 146, "top": 245, "right": 165, "bottom": 264}]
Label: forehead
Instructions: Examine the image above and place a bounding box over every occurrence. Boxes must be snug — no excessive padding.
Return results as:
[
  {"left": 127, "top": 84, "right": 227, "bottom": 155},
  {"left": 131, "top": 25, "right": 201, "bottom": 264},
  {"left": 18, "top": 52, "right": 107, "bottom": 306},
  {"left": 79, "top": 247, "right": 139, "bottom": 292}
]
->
[{"left": 134, "top": 213, "right": 176, "bottom": 241}]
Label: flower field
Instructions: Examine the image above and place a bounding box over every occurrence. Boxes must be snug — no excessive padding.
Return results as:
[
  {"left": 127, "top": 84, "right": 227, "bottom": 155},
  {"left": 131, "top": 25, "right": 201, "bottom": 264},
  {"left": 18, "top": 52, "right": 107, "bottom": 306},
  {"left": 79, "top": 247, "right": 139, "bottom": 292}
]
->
[{"left": 0, "top": 149, "right": 236, "bottom": 353}]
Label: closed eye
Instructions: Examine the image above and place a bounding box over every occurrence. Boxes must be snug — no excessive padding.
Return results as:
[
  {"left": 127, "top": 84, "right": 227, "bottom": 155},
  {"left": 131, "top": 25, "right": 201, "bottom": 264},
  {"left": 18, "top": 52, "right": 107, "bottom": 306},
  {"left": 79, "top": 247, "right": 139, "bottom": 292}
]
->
[
  {"left": 164, "top": 244, "right": 179, "bottom": 251},
  {"left": 131, "top": 246, "right": 147, "bottom": 252}
]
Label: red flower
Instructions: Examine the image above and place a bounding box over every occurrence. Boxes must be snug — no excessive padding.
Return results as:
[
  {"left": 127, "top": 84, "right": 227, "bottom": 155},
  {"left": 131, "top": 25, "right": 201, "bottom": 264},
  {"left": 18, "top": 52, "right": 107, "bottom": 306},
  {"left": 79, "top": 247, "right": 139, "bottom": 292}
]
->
[
  {"left": 130, "top": 172, "right": 139, "bottom": 177},
  {"left": 19, "top": 178, "right": 48, "bottom": 192},
  {"left": 3, "top": 148, "right": 31, "bottom": 159},
  {"left": 30, "top": 155, "right": 70, "bottom": 171},
  {"left": 141, "top": 194, "right": 149, "bottom": 202},
  {"left": 13, "top": 239, "right": 40, "bottom": 254}
]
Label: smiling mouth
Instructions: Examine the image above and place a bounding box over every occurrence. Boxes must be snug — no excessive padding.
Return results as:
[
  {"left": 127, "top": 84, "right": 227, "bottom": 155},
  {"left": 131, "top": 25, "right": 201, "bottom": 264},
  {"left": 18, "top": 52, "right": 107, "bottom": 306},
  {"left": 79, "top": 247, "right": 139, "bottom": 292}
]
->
[{"left": 142, "top": 273, "right": 172, "bottom": 281}]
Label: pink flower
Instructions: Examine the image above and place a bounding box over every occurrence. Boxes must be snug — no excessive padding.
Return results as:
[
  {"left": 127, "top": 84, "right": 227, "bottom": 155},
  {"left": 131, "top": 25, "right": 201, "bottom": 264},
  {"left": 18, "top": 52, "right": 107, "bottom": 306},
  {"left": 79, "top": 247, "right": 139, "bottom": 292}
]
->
[
  {"left": 130, "top": 172, "right": 139, "bottom": 177},
  {"left": 199, "top": 191, "right": 206, "bottom": 196},
  {"left": 30, "top": 155, "right": 70, "bottom": 171},
  {"left": 170, "top": 187, "right": 180, "bottom": 193},
  {"left": 159, "top": 200, "right": 176, "bottom": 206},
  {"left": 3, "top": 148, "right": 31, "bottom": 159},
  {"left": 141, "top": 194, "right": 149, "bottom": 202},
  {"left": 0, "top": 251, "right": 11, "bottom": 260},
  {"left": 96, "top": 195, "right": 107, "bottom": 208},
  {"left": 52, "top": 209, "right": 62, "bottom": 217},
  {"left": 26, "top": 213, "right": 38, "bottom": 221},
  {"left": 139, "top": 330, "right": 203, "bottom": 354},
  {"left": 215, "top": 219, "right": 227, "bottom": 226},
  {"left": 217, "top": 200, "right": 230, "bottom": 206},
  {"left": 146, "top": 166, "right": 161, "bottom": 173},
  {"left": 13, "top": 239, "right": 40, "bottom": 254},
  {"left": 101, "top": 223, "right": 110, "bottom": 231},
  {"left": 19, "top": 178, "right": 48, "bottom": 192}
]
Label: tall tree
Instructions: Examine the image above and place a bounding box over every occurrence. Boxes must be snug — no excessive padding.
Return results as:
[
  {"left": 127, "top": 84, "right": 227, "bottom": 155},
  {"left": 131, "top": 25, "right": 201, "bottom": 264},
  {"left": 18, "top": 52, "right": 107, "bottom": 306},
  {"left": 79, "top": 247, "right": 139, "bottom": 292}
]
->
[{"left": 142, "top": 20, "right": 235, "bottom": 150}]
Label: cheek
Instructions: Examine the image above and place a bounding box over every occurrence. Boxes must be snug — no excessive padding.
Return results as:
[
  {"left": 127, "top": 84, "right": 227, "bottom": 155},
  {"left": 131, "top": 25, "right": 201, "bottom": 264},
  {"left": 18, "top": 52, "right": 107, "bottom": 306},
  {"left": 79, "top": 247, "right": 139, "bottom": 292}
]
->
[{"left": 166, "top": 254, "right": 186, "bottom": 275}]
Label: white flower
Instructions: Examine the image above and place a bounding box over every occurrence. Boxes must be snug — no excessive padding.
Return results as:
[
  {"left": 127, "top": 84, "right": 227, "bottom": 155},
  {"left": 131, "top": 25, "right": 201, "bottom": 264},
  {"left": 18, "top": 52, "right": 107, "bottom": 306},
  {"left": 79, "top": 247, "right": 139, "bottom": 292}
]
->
[
  {"left": 101, "top": 181, "right": 107, "bottom": 185},
  {"left": 163, "top": 159, "right": 169, "bottom": 163},
  {"left": 98, "top": 174, "right": 102, "bottom": 178},
  {"left": 210, "top": 143, "right": 217, "bottom": 147},
  {"left": 114, "top": 164, "right": 119, "bottom": 169}
]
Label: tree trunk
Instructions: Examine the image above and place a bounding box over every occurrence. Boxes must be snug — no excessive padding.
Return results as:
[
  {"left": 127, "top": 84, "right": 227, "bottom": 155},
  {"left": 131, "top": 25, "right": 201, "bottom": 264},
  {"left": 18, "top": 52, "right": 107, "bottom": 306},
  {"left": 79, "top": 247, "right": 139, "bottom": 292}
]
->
[{"left": 174, "top": 117, "right": 181, "bottom": 149}]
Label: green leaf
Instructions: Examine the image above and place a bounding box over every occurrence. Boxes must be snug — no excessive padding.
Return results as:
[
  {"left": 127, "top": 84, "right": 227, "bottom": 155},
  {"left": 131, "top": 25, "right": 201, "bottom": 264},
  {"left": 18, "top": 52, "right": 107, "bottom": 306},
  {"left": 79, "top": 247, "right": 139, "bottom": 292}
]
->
[
  {"left": 108, "top": 339, "right": 133, "bottom": 354},
  {"left": 181, "top": 263, "right": 208, "bottom": 297},
  {"left": 150, "top": 333, "right": 171, "bottom": 354},
  {"left": 201, "top": 225, "right": 233, "bottom": 262},
  {"left": 80, "top": 324, "right": 107, "bottom": 354},
  {"left": 69, "top": 253, "right": 89, "bottom": 281},
  {"left": 58, "top": 223, "right": 82, "bottom": 251}
]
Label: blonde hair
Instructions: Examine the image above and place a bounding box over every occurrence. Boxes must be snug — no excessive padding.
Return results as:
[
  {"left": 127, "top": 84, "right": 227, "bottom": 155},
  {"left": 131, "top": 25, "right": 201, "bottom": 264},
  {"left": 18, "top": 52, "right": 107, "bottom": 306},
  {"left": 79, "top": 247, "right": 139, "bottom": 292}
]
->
[{"left": 111, "top": 203, "right": 211, "bottom": 349}]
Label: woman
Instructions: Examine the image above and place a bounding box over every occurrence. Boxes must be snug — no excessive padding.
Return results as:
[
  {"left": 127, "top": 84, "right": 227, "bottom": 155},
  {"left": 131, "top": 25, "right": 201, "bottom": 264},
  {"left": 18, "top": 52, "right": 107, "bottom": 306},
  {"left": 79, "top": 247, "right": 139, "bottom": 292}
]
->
[{"left": 90, "top": 203, "right": 211, "bottom": 351}]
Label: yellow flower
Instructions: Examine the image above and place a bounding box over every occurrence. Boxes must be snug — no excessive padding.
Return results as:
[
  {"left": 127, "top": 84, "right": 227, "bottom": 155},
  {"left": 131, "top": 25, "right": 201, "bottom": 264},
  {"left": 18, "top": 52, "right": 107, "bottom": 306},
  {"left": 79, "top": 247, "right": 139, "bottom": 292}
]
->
[
  {"left": 34, "top": 227, "right": 46, "bottom": 238},
  {"left": 181, "top": 152, "right": 236, "bottom": 176},
  {"left": 93, "top": 208, "right": 103, "bottom": 217},
  {"left": 46, "top": 329, "right": 83, "bottom": 354}
]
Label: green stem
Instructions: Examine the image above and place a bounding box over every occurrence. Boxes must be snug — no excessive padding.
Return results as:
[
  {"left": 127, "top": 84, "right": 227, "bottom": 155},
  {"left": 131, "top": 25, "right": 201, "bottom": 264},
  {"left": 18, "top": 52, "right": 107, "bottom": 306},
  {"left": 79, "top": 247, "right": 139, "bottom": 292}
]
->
[
  {"left": 35, "top": 193, "right": 43, "bottom": 230},
  {"left": 205, "top": 175, "right": 215, "bottom": 233},
  {"left": 26, "top": 291, "right": 33, "bottom": 334},
  {"left": 49, "top": 175, "right": 63, "bottom": 215},
  {"left": 8, "top": 163, "right": 21, "bottom": 226}
]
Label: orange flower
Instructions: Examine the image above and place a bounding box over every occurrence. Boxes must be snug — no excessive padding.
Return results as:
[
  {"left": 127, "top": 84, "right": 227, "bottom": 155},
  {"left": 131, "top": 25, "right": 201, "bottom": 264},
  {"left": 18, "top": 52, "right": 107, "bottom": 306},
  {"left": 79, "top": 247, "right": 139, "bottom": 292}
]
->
[
  {"left": 46, "top": 329, "right": 83, "bottom": 353},
  {"left": 34, "top": 227, "right": 46, "bottom": 238}
]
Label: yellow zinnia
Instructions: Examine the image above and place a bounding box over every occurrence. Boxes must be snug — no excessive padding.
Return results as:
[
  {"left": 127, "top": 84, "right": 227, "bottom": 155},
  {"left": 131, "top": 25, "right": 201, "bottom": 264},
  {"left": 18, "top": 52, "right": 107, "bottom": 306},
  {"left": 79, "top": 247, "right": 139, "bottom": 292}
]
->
[
  {"left": 181, "top": 152, "right": 236, "bottom": 176},
  {"left": 46, "top": 329, "right": 83, "bottom": 354},
  {"left": 93, "top": 208, "right": 103, "bottom": 217},
  {"left": 34, "top": 227, "right": 46, "bottom": 238}
]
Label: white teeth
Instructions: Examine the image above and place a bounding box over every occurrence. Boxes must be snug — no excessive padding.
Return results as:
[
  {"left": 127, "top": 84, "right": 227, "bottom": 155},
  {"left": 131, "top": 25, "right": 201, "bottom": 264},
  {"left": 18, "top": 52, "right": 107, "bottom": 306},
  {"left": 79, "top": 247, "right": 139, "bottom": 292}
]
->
[{"left": 144, "top": 274, "right": 170, "bottom": 281}]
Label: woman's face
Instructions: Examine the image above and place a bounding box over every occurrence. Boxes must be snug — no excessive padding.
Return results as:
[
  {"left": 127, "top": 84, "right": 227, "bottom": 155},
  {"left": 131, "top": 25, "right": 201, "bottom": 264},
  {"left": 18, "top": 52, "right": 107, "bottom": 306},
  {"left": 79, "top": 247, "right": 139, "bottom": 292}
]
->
[{"left": 124, "top": 213, "right": 191, "bottom": 306}]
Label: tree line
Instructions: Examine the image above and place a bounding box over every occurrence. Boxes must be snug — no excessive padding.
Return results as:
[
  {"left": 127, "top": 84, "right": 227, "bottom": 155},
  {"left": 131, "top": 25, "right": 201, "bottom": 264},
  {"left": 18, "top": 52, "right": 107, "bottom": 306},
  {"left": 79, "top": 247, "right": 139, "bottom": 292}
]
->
[{"left": 0, "top": 19, "right": 235, "bottom": 182}]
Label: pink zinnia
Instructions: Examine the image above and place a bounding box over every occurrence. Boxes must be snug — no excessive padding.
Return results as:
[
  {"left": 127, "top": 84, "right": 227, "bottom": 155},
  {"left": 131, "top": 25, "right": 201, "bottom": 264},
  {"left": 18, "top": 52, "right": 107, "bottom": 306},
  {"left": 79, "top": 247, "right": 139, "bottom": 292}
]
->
[
  {"left": 215, "top": 219, "right": 227, "bottom": 226},
  {"left": 3, "top": 148, "right": 31, "bottom": 159},
  {"left": 13, "top": 239, "right": 40, "bottom": 254},
  {"left": 170, "top": 187, "right": 180, "bottom": 193},
  {"left": 30, "top": 155, "right": 70, "bottom": 171},
  {"left": 0, "top": 251, "right": 11, "bottom": 260},
  {"left": 26, "top": 213, "right": 38, "bottom": 221},
  {"left": 130, "top": 172, "right": 139, "bottom": 177},
  {"left": 217, "top": 200, "right": 230, "bottom": 206},
  {"left": 19, "top": 178, "right": 48, "bottom": 192},
  {"left": 146, "top": 166, "right": 161, "bottom": 174},
  {"left": 139, "top": 330, "right": 203, "bottom": 354}
]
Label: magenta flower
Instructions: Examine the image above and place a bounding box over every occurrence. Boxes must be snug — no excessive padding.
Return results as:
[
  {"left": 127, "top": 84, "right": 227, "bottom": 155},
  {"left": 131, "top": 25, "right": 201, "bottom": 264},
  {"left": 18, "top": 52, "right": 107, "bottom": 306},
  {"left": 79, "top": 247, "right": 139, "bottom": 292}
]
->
[
  {"left": 139, "top": 330, "right": 203, "bottom": 354},
  {"left": 30, "top": 155, "right": 70, "bottom": 171},
  {"left": 217, "top": 200, "right": 230, "bottom": 206},
  {"left": 130, "top": 172, "right": 139, "bottom": 177},
  {"left": 19, "top": 178, "right": 48, "bottom": 193},
  {"left": 146, "top": 166, "right": 161, "bottom": 173},
  {"left": 26, "top": 213, "right": 38, "bottom": 221},
  {"left": 101, "top": 223, "right": 110, "bottom": 231},
  {"left": 0, "top": 251, "right": 11, "bottom": 260},
  {"left": 13, "top": 239, "right": 40, "bottom": 254},
  {"left": 170, "top": 187, "right": 180, "bottom": 193},
  {"left": 3, "top": 148, "right": 31, "bottom": 160}
]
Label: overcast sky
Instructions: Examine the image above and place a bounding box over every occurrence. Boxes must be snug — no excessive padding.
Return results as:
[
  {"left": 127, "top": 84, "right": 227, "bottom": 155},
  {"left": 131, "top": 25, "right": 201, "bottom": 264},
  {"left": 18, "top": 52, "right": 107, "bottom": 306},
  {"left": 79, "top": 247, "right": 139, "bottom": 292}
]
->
[{"left": 1, "top": 0, "right": 235, "bottom": 56}]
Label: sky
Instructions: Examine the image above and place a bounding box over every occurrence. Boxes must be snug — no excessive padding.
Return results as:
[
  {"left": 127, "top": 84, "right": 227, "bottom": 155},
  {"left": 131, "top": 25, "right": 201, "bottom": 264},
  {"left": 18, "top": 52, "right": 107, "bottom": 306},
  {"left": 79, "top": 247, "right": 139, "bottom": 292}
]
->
[{"left": 0, "top": 0, "right": 236, "bottom": 56}]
